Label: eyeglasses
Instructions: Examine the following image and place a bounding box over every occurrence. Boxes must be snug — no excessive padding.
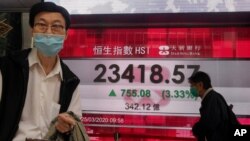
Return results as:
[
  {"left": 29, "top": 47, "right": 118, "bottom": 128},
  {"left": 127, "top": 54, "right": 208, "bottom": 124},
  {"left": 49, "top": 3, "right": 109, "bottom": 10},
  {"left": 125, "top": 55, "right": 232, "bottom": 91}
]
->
[{"left": 34, "top": 23, "right": 65, "bottom": 34}]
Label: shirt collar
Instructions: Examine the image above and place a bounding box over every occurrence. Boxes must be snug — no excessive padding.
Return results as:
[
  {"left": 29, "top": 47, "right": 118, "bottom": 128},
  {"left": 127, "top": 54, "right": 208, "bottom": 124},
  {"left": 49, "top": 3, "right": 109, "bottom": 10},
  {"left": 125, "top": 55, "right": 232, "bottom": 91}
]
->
[
  {"left": 202, "top": 87, "right": 213, "bottom": 100},
  {"left": 28, "top": 48, "right": 63, "bottom": 80}
]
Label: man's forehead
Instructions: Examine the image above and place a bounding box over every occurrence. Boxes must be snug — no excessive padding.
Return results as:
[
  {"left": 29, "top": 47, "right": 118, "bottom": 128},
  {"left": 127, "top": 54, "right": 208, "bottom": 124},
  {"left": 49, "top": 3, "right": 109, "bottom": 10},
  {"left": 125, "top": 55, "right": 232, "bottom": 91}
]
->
[
  {"left": 190, "top": 81, "right": 200, "bottom": 85},
  {"left": 34, "top": 12, "right": 65, "bottom": 23}
]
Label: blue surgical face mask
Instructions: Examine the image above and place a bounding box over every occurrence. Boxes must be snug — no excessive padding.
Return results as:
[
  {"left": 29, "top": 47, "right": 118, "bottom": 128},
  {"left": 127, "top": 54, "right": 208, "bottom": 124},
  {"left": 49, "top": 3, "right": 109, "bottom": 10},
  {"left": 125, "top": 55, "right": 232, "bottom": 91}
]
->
[{"left": 33, "top": 33, "right": 65, "bottom": 56}]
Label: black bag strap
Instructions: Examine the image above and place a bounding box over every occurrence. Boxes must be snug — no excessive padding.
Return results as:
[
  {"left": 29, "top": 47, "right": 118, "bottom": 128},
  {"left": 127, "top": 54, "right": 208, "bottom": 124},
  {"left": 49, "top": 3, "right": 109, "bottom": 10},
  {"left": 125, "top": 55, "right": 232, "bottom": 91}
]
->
[{"left": 227, "top": 104, "right": 240, "bottom": 126}]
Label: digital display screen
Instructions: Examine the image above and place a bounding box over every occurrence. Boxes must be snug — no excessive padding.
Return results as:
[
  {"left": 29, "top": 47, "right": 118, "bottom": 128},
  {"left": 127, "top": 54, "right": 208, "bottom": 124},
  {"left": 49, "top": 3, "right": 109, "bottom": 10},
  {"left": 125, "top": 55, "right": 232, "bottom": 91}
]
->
[
  {"left": 45, "top": 0, "right": 250, "bottom": 14},
  {"left": 60, "top": 26, "right": 250, "bottom": 139},
  {"left": 61, "top": 27, "right": 250, "bottom": 132}
]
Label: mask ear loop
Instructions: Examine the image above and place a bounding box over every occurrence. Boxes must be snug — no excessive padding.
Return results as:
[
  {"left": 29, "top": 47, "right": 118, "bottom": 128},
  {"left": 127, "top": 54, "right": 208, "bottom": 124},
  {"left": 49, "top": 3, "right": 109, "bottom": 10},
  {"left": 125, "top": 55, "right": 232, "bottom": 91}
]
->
[{"left": 31, "top": 36, "right": 34, "bottom": 48}]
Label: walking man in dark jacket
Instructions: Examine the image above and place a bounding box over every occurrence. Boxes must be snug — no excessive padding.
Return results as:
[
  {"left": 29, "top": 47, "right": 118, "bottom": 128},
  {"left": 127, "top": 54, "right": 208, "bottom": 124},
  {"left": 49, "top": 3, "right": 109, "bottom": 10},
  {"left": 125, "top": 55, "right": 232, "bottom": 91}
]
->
[{"left": 189, "top": 71, "right": 238, "bottom": 141}]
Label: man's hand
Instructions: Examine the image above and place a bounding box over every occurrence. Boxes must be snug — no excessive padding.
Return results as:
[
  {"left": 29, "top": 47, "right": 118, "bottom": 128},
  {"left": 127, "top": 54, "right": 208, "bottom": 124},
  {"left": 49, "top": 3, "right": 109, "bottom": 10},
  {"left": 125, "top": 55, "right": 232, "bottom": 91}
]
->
[{"left": 55, "top": 113, "right": 76, "bottom": 133}]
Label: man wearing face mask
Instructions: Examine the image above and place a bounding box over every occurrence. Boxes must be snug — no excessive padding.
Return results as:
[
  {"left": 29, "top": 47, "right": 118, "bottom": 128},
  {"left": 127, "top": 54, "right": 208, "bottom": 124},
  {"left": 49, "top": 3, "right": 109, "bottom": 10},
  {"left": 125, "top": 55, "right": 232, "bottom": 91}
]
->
[
  {"left": 188, "top": 71, "right": 239, "bottom": 141},
  {"left": 0, "top": 2, "right": 86, "bottom": 141}
]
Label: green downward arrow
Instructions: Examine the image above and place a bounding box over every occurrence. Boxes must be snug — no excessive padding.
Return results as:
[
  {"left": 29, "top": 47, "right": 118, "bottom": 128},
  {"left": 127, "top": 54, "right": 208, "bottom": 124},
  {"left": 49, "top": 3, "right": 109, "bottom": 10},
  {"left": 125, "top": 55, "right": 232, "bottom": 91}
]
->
[{"left": 109, "top": 89, "right": 116, "bottom": 97}]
